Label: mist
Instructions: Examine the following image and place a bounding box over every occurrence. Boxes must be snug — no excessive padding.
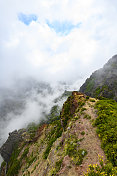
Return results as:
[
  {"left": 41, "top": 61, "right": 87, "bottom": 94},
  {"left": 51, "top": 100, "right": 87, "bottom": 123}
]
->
[
  {"left": 0, "top": 79, "right": 72, "bottom": 163},
  {"left": 1, "top": 0, "right": 117, "bottom": 163}
]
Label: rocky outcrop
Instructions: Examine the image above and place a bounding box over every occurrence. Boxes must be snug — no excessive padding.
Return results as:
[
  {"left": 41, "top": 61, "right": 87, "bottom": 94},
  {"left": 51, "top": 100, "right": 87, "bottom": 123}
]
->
[
  {"left": 0, "top": 92, "right": 116, "bottom": 175},
  {"left": 60, "top": 91, "right": 86, "bottom": 129},
  {"left": 80, "top": 55, "right": 117, "bottom": 101},
  {"left": 0, "top": 130, "right": 22, "bottom": 163}
]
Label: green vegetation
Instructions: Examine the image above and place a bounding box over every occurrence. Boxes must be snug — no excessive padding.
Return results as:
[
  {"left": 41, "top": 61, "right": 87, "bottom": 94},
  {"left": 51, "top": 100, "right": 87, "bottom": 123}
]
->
[
  {"left": 76, "top": 102, "right": 86, "bottom": 114},
  {"left": 86, "top": 96, "right": 89, "bottom": 100},
  {"left": 95, "top": 99, "right": 117, "bottom": 166},
  {"left": 50, "top": 159, "right": 63, "bottom": 175},
  {"left": 7, "top": 144, "right": 22, "bottom": 174},
  {"left": 95, "top": 87, "right": 101, "bottom": 96},
  {"left": 61, "top": 96, "right": 72, "bottom": 129},
  {"left": 43, "top": 119, "right": 63, "bottom": 159},
  {"left": 61, "top": 94, "right": 86, "bottom": 129},
  {"left": 21, "top": 147, "right": 29, "bottom": 160},
  {"left": 94, "top": 85, "right": 108, "bottom": 97},
  {"left": 64, "top": 135, "right": 87, "bottom": 165},
  {"left": 56, "top": 140, "right": 64, "bottom": 151},
  {"left": 7, "top": 159, "right": 20, "bottom": 176},
  {"left": 1, "top": 161, "right": 6, "bottom": 168},
  {"left": 6, "top": 143, "right": 27, "bottom": 176},
  {"left": 78, "top": 101, "right": 85, "bottom": 108},
  {"left": 27, "top": 122, "right": 40, "bottom": 139},
  {"left": 81, "top": 107, "right": 87, "bottom": 112},
  {"left": 80, "top": 56, "right": 117, "bottom": 101},
  {"left": 86, "top": 78, "right": 95, "bottom": 92},
  {"left": 55, "top": 159, "right": 63, "bottom": 172},
  {"left": 27, "top": 155, "right": 37, "bottom": 168},
  {"left": 46, "top": 105, "right": 60, "bottom": 123},
  {"left": 4, "top": 90, "right": 117, "bottom": 175},
  {"left": 90, "top": 99, "right": 95, "bottom": 102},
  {"left": 93, "top": 85, "right": 115, "bottom": 100},
  {"left": 30, "top": 161, "right": 39, "bottom": 174},
  {"left": 81, "top": 131, "right": 85, "bottom": 135},
  {"left": 83, "top": 114, "right": 91, "bottom": 120},
  {"left": 85, "top": 155, "right": 117, "bottom": 176}
]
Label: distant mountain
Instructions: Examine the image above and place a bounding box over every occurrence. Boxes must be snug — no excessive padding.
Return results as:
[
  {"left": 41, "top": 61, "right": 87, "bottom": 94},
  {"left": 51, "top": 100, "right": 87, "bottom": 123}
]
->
[
  {"left": 1, "top": 56, "right": 117, "bottom": 175},
  {"left": 80, "top": 55, "right": 117, "bottom": 101}
]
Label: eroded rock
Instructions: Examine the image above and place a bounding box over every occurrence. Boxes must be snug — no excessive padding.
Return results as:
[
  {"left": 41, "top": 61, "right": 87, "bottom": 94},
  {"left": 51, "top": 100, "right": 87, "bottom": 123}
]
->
[{"left": 0, "top": 130, "right": 22, "bottom": 163}]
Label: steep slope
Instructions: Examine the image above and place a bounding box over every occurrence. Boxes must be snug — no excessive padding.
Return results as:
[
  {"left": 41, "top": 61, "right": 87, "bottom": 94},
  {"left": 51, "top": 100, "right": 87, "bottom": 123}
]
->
[
  {"left": 80, "top": 55, "right": 117, "bottom": 101},
  {"left": 1, "top": 92, "right": 117, "bottom": 176},
  {"left": 0, "top": 78, "right": 70, "bottom": 157}
]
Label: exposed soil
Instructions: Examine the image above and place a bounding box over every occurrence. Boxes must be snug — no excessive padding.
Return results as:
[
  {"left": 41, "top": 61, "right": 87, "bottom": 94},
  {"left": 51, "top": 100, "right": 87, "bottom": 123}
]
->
[
  {"left": 59, "top": 98, "right": 106, "bottom": 176},
  {"left": 15, "top": 96, "right": 107, "bottom": 176}
]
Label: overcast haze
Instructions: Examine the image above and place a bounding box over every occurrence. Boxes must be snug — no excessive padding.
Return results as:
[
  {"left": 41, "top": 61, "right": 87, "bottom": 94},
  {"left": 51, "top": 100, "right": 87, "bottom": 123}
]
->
[
  {"left": 1, "top": 0, "right": 117, "bottom": 164},
  {"left": 0, "top": 0, "right": 117, "bottom": 87}
]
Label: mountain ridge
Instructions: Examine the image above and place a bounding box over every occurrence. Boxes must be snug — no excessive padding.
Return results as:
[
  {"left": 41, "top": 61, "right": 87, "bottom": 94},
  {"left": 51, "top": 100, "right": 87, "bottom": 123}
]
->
[
  {"left": 0, "top": 55, "right": 117, "bottom": 175},
  {"left": 0, "top": 92, "right": 117, "bottom": 175},
  {"left": 80, "top": 55, "right": 117, "bottom": 101}
]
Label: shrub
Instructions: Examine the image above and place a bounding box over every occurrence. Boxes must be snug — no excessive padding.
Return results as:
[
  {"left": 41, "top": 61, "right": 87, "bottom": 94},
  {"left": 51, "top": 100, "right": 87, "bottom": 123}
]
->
[
  {"left": 27, "top": 123, "right": 39, "bottom": 139},
  {"left": 90, "top": 99, "right": 95, "bottom": 102},
  {"left": 81, "top": 131, "right": 85, "bottom": 135},
  {"left": 95, "top": 87, "right": 101, "bottom": 97},
  {"left": 84, "top": 155, "right": 117, "bottom": 176},
  {"left": 43, "top": 120, "right": 63, "bottom": 159},
  {"left": 6, "top": 143, "right": 27, "bottom": 175},
  {"left": 7, "top": 159, "right": 20, "bottom": 176},
  {"left": 83, "top": 114, "right": 91, "bottom": 120},
  {"left": 21, "top": 147, "right": 29, "bottom": 160},
  {"left": 86, "top": 79, "right": 94, "bottom": 92},
  {"left": 86, "top": 96, "right": 89, "bottom": 100},
  {"left": 95, "top": 99, "right": 117, "bottom": 166},
  {"left": 64, "top": 136, "right": 87, "bottom": 165},
  {"left": 61, "top": 98, "right": 71, "bottom": 129},
  {"left": 61, "top": 94, "right": 86, "bottom": 129},
  {"left": 27, "top": 155, "right": 37, "bottom": 168},
  {"left": 50, "top": 159, "right": 63, "bottom": 175},
  {"left": 72, "top": 149, "right": 87, "bottom": 165},
  {"left": 1, "top": 161, "right": 6, "bottom": 168},
  {"left": 81, "top": 108, "right": 87, "bottom": 112}
]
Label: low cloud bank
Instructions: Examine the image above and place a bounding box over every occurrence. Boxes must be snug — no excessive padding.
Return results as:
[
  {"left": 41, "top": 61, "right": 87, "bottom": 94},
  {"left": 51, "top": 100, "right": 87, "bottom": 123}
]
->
[{"left": 0, "top": 78, "right": 84, "bottom": 148}]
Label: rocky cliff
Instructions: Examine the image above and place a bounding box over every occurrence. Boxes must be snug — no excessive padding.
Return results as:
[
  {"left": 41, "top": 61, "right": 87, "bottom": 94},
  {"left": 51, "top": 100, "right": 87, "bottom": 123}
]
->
[
  {"left": 0, "top": 130, "right": 23, "bottom": 163},
  {"left": 0, "top": 92, "right": 117, "bottom": 175},
  {"left": 80, "top": 55, "right": 117, "bottom": 101},
  {"left": 0, "top": 56, "right": 117, "bottom": 175}
]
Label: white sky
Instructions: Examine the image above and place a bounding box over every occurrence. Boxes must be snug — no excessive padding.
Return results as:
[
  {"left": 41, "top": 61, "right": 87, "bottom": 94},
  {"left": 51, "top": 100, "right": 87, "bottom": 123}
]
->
[{"left": 0, "top": 0, "right": 117, "bottom": 87}]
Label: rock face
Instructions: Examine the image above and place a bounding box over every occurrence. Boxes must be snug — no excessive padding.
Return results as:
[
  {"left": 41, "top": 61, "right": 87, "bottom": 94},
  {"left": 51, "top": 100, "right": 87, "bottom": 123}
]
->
[
  {"left": 0, "top": 130, "right": 22, "bottom": 163},
  {"left": 60, "top": 91, "right": 86, "bottom": 129},
  {"left": 0, "top": 91, "right": 117, "bottom": 175},
  {"left": 80, "top": 55, "right": 117, "bottom": 101}
]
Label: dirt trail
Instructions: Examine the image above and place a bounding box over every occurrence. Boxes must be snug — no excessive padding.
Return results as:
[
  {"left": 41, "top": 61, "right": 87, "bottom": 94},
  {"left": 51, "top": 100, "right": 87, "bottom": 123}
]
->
[
  {"left": 59, "top": 99, "right": 106, "bottom": 176},
  {"left": 16, "top": 97, "right": 106, "bottom": 176},
  {"left": 76, "top": 100, "right": 106, "bottom": 175}
]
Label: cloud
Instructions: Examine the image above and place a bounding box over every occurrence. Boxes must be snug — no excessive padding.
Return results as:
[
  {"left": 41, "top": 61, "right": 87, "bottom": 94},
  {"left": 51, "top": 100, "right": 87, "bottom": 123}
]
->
[
  {"left": 18, "top": 13, "right": 38, "bottom": 25},
  {"left": 0, "top": 0, "right": 117, "bottom": 85},
  {"left": 0, "top": 80, "right": 69, "bottom": 145},
  {"left": 1, "top": 0, "right": 117, "bottom": 163}
]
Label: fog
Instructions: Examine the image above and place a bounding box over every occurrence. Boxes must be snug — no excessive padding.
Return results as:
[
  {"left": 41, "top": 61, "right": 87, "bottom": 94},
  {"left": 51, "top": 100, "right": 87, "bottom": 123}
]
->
[
  {"left": 0, "top": 77, "right": 85, "bottom": 147},
  {"left": 1, "top": 0, "right": 117, "bottom": 88},
  {"left": 1, "top": 0, "right": 117, "bottom": 163}
]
